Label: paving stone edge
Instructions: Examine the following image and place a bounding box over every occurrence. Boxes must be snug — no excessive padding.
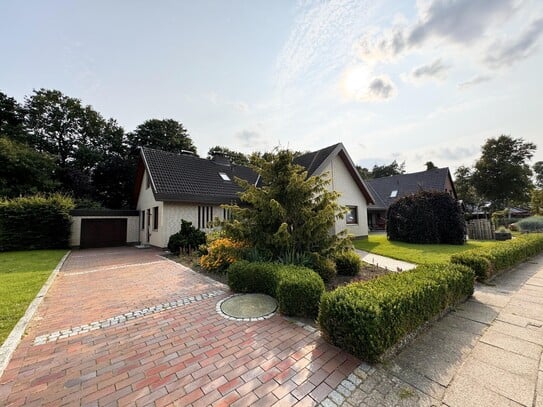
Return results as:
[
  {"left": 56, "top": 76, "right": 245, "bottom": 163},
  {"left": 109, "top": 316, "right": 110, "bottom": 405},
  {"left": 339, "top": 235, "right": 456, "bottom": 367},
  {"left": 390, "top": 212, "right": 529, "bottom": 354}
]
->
[{"left": 0, "top": 250, "right": 71, "bottom": 377}]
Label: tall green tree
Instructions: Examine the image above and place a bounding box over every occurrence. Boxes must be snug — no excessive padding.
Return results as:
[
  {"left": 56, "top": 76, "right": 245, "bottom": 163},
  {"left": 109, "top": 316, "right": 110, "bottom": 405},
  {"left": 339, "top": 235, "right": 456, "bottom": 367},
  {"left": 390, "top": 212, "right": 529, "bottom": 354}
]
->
[
  {"left": 0, "top": 137, "right": 57, "bottom": 197},
  {"left": 356, "top": 160, "right": 406, "bottom": 179},
  {"left": 454, "top": 165, "right": 480, "bottom": 208},
  {"left": 207, "top": 146, "right": 249, "bottom": 166},
  {"left": 223, "top": 149, "right": 348, "bottom": 259},
  {"left": 534, "top": 161, "right": 543, "bottom": 188},
  {"left": 472, "top": 135, "right": 536, "bottom": 209},
  {"left": 127, "top": 119, "right": 197, "bottom": 155},
  {"left": 0, "top": 91, "right": 26, "bottom": 142}
]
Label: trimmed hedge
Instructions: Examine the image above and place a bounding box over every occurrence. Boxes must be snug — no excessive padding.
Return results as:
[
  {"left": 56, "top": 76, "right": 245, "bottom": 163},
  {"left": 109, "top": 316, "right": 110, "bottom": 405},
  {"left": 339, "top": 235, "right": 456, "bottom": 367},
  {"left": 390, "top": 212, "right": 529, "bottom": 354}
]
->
[
  {"left": 318, "top": 263, "right": 474, "bottom": 362},
  {"left": 335, "top": 251, "right": 362, "bottom": 276},
  {"left": 387, "top": 191, "right": 465, "bottom": 245},
  {"left": 451, "top": 234, "right": 543, "bottom": 280},
  {"left": 227, "top": 261, "right": 325, "bottom": 318},
  {"left": 0, "top": 194, "right": 74, "bottom": 251}
]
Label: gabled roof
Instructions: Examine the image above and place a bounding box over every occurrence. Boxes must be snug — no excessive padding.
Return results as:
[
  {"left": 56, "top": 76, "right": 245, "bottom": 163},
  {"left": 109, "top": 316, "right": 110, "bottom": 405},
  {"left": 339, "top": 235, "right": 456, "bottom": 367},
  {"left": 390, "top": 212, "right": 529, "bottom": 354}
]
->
[
  {"left": 134, "top": 143, "right": 375, "bottom": 205},
  {"left": 294, "top": 143, "right": 375, "bottom": 204},
  {"left": 134, "top": 147, "right": 258, "bottom": 205},
  {"left": 366, "top": 167, "right": 456, "bottom": 210}
]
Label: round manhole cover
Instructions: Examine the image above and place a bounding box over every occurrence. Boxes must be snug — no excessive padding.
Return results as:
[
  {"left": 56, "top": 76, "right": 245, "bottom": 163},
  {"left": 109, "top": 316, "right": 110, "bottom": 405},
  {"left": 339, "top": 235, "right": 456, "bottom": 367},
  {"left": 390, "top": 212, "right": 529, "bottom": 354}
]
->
[{"left": 218, "top": 294, "right": 278, "bottom": 321}]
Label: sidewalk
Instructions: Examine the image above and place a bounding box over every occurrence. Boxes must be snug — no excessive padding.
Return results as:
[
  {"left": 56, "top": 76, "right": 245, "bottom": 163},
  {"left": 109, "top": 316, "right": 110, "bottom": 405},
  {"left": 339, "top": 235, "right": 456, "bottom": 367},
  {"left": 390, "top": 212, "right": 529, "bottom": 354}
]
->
[
  {"left": 322, "top": 253, "right": 543, "bottom": 407},
  {"left": 355, "top": 249, "right": 417, "bottom": 271}
]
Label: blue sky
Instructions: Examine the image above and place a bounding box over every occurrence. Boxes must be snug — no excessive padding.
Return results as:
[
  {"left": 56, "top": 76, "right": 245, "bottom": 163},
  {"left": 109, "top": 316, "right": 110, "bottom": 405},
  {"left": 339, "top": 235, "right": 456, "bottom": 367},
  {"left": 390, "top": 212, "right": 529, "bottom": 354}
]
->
[{"left": 1, "top": 0, "right": 543, "bottom": 173}]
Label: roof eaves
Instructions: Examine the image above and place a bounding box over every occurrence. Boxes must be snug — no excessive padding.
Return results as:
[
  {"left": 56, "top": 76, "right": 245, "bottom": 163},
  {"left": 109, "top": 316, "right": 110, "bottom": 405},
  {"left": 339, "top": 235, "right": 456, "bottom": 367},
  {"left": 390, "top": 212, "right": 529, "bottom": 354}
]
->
[{"left": 140, "top": 147, "right": 159, "bottom": 198}]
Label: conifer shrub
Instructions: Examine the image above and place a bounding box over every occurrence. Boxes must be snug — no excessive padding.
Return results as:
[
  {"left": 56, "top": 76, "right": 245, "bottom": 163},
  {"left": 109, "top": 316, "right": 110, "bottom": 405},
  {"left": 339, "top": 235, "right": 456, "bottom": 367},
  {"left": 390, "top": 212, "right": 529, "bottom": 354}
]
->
[
  {"left": 318, "top": 263, "right": 474, "bottom": 362},
  {"left": 227, "top": 260, "right": 325, "bottom": 318},
  {"left": 167, "top": 220, "right": 206, "bottom": 255},
  {"left": 0, "top": 194, "right": 74, "bottom": 251},
  {"left": 387, "top": 191, "right": 465, "bottom": 245},
  {"left": 310, "top": 253, "right": 337, "bottom": 282}
]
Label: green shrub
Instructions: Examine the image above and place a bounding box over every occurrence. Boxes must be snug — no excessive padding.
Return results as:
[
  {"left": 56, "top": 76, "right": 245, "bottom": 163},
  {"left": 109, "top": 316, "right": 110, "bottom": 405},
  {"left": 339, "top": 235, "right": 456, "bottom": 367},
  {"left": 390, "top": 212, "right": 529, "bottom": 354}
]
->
[
  {"left": 311, "top": 253, "right": 337, "bottom": 282},
  {"left": 451, "top": 234, "right": 543, "bottom": 280},
  {"left": 387, "top": 191, "right": 465, "bottom": 245},
  {"left": 227, "top": 261, "right": 325, "bottom": 318},
  {"left": 318, "top": 263, "right": 474, "bottom": 362},
  {"left": 277, "top": 266, "right": 325, "bottom": 317},
  {"left": 517, "top": 216, "right": 543, "bottom": 232},
  {"left": 167, "top": 220, "right": 206, "bottom": 255},
  {"left": 0, "top": 194, "right": 74, "bottom": 251},
  {"left": 450, "top": 253, "right": 492, "bottom": 280},
  {"left": 335, "top": 251, "right": 361, "bottom": 276}
]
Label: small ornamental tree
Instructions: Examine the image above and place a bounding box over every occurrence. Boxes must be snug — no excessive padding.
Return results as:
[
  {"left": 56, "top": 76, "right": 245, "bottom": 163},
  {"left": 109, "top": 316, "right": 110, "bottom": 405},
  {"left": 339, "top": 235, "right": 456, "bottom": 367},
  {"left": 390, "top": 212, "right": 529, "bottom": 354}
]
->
[
  {"left": 387, "top": 191, "right": 465, "bottom": 245},
  {"left": 222, "top": 149, "right": 349, "bottom": 260}
]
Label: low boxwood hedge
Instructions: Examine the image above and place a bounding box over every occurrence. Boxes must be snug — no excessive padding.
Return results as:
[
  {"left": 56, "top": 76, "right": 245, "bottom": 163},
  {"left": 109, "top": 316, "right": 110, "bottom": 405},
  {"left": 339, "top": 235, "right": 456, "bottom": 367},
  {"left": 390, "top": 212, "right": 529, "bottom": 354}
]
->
[
  {"left": 451, "top": 234, "right": 543, "bottom": 280},
  {"left": 227, "top": 260, "right": 325, "bottom": 318},
  {"left": 335, "top": 250, "right": 362, "bottom": 276},
  {"left": 318, "top": 263, "right": 474, "bottom": 363}
]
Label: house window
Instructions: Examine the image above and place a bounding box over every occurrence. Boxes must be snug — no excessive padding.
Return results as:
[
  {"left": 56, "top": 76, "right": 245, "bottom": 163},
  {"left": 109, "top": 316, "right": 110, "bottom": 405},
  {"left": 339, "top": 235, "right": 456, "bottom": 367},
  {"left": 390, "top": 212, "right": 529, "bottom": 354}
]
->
[
  {"left": 223, "top": 208, "right": 232, "bottom": 221},
  {"left": 219, "top": 172, "right": 231, "bottom": 181},
  {"left": 346, "top": 206, "right": 358, "bottom": 225},
  {"left": 390, "top": 190, "right": 398, "bottom": 198},
  {"left": 141, "top": 211, "right": 145, "bottom": 230},
  {"left": 153, "top": 206, "right": 159, "bottom": 230},
  {"left": 198, "top": 205, "right": 214, "bottom": 229}
]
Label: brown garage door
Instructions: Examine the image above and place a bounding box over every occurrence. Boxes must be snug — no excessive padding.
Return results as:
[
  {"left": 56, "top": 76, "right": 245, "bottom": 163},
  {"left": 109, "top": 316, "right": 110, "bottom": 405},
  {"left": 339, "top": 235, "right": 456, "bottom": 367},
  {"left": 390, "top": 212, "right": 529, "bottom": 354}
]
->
[{"left": 80, "top": 219, "right": 127, "bottom": 249}]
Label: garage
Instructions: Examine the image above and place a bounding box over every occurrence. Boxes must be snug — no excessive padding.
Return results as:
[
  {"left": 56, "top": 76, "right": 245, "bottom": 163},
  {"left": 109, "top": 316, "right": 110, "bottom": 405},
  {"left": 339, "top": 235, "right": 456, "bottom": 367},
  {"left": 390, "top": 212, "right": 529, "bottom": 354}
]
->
[
  {"left": 70, "top": 209, "right": 140, "bottom": 248},
  {"left": 80, "top": 219, "right": 127, "bottom": 249}
]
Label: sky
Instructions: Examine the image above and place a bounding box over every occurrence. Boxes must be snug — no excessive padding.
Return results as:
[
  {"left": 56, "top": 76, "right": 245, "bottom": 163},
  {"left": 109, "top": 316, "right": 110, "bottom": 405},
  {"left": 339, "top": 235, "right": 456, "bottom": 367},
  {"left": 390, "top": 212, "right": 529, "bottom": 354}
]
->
[{"left": 1, "top": 0, "right": 543, "bottom": 174}]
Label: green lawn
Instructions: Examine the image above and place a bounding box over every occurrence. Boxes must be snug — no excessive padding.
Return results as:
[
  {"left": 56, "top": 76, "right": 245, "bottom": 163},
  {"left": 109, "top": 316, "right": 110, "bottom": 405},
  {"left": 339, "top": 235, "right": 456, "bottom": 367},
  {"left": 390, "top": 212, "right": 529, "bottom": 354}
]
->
[
  {"left": 354, "top": 234, "right": 502, "bottom": 264},
  {"left": 0, "top": 250, "right": 67, "bottom": 345}
]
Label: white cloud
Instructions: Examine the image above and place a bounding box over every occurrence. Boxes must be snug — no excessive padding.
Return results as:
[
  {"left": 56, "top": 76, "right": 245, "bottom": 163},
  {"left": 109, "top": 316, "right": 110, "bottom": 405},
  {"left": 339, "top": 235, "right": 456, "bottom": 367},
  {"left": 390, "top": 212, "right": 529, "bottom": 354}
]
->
[
  {"left": 484, "top": 17, "right": 543, "bottom": 68},
  {"left": 458, "top": 75, "right": 492, "bottom": 89},
  {"left": 356, "top": 0, "right": 520, "bottom": 62},
  {"left": 401, "top": 58, "right": 450, "bottom": 83},
  {"left": 275, "top": 0, "right": 374, "bottom": 89}
]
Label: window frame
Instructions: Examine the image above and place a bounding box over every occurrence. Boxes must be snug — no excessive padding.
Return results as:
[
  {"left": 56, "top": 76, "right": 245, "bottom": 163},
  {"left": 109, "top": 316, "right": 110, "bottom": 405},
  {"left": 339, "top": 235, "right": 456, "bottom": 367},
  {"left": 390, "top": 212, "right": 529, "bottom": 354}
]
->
[
  {"left": 141, "top": 210, "right": 145, "bottom": 230},
  {"left": 346, "top": 206, "right": 358, "bottom": 225},
  {"left": 153, "top": 206, "right": 159, "bottom": 230}
]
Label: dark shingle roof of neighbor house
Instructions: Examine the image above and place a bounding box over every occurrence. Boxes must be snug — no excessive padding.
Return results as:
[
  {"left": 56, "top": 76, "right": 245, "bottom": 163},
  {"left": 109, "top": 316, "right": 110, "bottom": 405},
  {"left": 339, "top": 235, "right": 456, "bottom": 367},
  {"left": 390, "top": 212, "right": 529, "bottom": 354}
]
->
[
  {"left": 138, "top": 147, "right": 258, "bottom": 204},
  {"left": 366, "top": 167, "right": 455, "bottom": 210},
  {"left": 135, "top": 143, "right": 375, "bottom": 205}
]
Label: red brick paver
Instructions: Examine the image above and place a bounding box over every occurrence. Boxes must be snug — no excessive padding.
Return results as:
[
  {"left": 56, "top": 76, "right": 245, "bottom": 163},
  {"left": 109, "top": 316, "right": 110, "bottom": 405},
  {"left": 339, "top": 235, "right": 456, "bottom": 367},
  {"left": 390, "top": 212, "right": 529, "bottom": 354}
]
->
[{"left": 0, "top": 247, "right": 359, "bottom": 406}]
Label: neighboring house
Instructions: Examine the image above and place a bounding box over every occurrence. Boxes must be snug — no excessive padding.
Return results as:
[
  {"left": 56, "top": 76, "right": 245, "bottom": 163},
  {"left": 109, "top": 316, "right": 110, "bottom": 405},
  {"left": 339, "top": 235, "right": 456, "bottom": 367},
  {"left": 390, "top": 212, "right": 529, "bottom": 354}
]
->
[
  {"left": 134, "top": 143, "right": 374, "bottom": 248},
  {"left": 365, "top": 167, "right": 457, "bottom": 230}
]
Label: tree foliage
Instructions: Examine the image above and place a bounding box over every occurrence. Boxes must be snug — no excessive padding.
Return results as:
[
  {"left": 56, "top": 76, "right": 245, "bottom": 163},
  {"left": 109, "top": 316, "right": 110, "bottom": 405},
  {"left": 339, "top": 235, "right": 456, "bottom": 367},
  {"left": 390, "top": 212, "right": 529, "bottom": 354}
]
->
[
  {"left": 0, "top": 91, "right": 25, "bottom": 142},
  {"left": 471, "top": 135, "right": 536, "bottom": 209},
  {"left": 127, "top": 119, "right": 197, "bottom": 155},
  {"left": 0, "top": 137, "right": 58, "bottom": 197},
  {"left": 454, "top": 165, "right": 480, "bottom": 208},
  {"left": 222, "top": 149, "right": 348, "bottom": 259},
  {"left": 387, "top": 191, "right": 465, "bottom": 245},
  {"left": 425, "top": 161, "right": 437, "bottom": 170},
  {"left": 357, "top": 159, "right": 406, "bottom": 179},
  {"left": 534, "top": 161, "right": 543, "bottom": 189},
  {"left": 207, "top": 146, "right": 249, "bottom": 166}
]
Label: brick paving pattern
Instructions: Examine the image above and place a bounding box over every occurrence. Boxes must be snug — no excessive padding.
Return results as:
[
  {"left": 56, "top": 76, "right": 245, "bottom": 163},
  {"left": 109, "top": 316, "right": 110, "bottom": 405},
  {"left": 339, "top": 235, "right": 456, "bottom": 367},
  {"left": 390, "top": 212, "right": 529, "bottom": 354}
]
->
[{"left": 0, "top": 247, "right": 359, "bottom": 406}]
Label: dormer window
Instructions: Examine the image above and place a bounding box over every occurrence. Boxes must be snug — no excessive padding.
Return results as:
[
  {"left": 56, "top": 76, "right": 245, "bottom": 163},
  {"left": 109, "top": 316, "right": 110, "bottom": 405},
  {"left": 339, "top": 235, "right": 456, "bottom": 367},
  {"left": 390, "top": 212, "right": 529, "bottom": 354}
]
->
[
  {"left": 219, "top": 172, "right": 231, "bottom": 181},
  {"left": 390, "top": 190, "right": 398, "bottom": 198}
]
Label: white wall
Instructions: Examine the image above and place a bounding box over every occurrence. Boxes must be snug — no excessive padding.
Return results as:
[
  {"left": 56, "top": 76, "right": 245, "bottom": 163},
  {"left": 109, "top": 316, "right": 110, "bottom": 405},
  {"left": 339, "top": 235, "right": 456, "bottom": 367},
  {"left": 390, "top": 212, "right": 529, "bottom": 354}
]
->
[
  {"left": 70, "top": 216, "right": 139, "bottom": 247},
  {"left": 319, "top": 155, "right": 369, "bottom": 238},
  {"left": 136, "top": 171, "right": 163, "bottom": 247}
]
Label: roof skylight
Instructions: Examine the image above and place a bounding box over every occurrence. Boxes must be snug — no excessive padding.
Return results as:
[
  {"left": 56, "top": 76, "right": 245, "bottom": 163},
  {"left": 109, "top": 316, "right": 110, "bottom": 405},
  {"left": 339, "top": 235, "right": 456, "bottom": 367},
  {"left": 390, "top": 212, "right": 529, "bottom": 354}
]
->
[
  {"left": 390, "top": 190, "right": 398, "bottom": 198},
  {"left": 219, "top": 172, "right": 231, "bottom": 181}
]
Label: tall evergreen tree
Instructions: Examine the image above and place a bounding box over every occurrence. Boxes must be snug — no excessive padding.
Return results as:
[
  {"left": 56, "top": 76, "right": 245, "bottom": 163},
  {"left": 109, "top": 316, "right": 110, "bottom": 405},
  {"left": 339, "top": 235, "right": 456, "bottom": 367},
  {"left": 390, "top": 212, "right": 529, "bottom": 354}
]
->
[{"left": 223, "top": 149, "right": 348, "bottom": 259}]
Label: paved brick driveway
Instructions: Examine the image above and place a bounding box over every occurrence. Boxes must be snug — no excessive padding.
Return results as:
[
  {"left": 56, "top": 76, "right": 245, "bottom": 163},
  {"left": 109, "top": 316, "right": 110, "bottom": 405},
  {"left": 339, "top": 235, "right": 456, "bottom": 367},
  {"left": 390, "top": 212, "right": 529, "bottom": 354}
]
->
[{"left": 0, "top": 247, "right": 359, "bottom": 406}]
